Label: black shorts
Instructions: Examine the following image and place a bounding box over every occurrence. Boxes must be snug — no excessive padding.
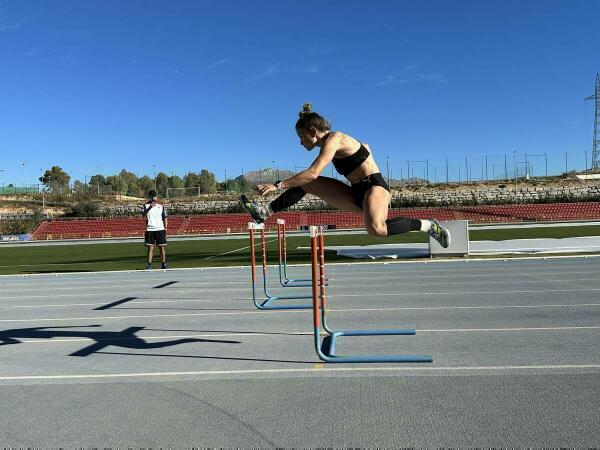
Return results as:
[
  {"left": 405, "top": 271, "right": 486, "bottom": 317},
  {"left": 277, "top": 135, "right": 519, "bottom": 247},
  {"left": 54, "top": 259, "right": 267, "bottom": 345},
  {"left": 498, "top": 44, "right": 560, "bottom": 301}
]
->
[
  {"left": 350, "top": 173, "right": 390, "bottom": 208},
  {"left": 145, "top": 230, "right": 167, "bottom": 246}
]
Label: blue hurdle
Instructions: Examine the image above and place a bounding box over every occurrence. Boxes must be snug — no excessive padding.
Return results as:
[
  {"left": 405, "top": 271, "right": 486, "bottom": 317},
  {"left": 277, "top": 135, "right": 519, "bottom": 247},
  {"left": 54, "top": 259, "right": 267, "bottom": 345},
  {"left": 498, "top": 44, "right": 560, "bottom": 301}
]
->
[
  {"left": 309, "top": 225, "right": 433, "bottom": 363},
  {"left": 276, "top": 218, "right": 328, "bottom": 288},
  {"left": 249, "top": 222, "right": 313, "bottom": 310}
]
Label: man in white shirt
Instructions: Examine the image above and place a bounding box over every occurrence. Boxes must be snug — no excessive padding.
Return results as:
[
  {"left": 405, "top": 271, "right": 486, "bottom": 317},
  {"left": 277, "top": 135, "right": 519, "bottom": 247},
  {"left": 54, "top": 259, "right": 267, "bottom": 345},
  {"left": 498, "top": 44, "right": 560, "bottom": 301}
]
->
[{"left": 142, "top": 190, "right": 168, "bottom": 270}]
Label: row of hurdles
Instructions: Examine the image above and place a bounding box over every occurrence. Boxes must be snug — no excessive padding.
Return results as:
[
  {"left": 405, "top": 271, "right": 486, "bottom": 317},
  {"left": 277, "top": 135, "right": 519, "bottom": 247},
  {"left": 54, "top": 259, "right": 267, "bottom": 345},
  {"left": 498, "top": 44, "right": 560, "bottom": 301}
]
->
[{"left": 248, "top": 219, "right": 433, "bottom": 364}]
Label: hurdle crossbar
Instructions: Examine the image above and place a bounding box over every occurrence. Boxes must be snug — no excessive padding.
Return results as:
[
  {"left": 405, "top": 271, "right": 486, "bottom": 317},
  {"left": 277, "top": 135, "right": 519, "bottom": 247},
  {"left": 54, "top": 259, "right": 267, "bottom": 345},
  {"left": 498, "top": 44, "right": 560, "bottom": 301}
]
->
[
  {"left": 310, "top": 225, "right": 433, "bottom": 363},
  {"left": 249, "top": 222, "right": 312, "bottom": 310}
]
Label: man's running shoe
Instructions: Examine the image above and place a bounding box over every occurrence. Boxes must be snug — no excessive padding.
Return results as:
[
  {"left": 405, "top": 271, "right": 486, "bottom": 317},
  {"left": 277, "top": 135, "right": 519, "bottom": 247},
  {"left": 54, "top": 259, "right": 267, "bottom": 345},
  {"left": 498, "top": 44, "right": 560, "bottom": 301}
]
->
[
  {"left": 428, "top": 219, "right": 451, "bottom": 248},
  {"left": 240, "top": 194, "right": 269, "bottom": 224},
  {"left": 161, "top": 263, "right": 167, "bottom": 269},
  {"left": 146, "top": 263, "right": 152, "bottom": 271}
]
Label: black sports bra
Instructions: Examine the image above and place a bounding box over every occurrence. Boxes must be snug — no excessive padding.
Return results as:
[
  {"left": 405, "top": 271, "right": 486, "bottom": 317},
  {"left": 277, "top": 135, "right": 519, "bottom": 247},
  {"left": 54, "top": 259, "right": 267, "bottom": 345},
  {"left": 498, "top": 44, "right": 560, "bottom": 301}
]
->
[{"left": 332, "top": 143, "right": 370, "bottom": 176}]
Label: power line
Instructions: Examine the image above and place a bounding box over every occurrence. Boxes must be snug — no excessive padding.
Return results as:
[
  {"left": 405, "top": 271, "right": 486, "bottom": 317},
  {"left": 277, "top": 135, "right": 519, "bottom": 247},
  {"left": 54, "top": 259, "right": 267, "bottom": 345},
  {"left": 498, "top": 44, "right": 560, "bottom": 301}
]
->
[{"left": 584, "top": 73, "right": 600, "bottom": 170}]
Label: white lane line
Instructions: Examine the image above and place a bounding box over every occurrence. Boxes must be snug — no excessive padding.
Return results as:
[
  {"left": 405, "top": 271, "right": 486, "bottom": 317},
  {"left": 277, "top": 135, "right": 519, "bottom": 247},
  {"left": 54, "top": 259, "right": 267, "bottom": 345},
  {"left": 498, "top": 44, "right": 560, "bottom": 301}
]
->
[
  {"left": 3, "top": 303, "right": 600, "bottom": 323},
  {"left": 6, "top": 301, "right": 600, "bottom": 311},
  {"left": 3, "top": 266, "right": 598, "bottom": 290},
  {"left": 8, "top": 325, "right": 600, "bottom": 345},
  {"left": 322, "top": 271, "right": 600, "bottom": 282},
  {"left": 1, "top": 364, "right": 600, "bottom": 381},
  {"left": 0, "top": 261, "right": 134, "bottom": 268},
  {"left": 10, "top": 300, "right": 193, "bottom": 308},
  {"left": 0, "top": 310, "right": 271, "bottom": 322},
  {"left": 419, "top": 326, "right": 600, "bottom": 333},
  {"left": 0, "top": 289, "right": 251, "bottom": 299},
  {"left": 4, "top": 286, "right": 600, "bottom": 301},
  {"left": 2, "top": 255, "right": 599, "bottom": 279},
  {"left": 0, "top": 272, "right": 596, "bottom": 293},
  {"left": 0, "top": 282, "right": 244, "bottom": 293},
  {"left": 5, "top": 272, "right": 600, "bottom": 293},
  {"left": 1, "top": 261, "right": 597, "bottom": 284},
  {"left": 334, "top": 303, "right": 600, "bottom": 313}
]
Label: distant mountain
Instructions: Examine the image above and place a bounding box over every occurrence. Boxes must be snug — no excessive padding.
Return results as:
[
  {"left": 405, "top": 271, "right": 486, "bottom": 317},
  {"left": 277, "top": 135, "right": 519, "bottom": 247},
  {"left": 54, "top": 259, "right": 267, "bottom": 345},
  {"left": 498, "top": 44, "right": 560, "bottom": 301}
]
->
[{"left": 237, "top": 168, "right": 296, "bottom": 185}]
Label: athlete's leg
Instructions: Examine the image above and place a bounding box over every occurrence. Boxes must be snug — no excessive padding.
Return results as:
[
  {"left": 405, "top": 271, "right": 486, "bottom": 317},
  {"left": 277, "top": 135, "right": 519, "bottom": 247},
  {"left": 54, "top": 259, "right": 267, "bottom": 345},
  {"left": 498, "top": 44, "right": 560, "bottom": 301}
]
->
[
  {"left": 241, "top": 188, "right": 307, "bottom": 223},
  {"left": 241, "top": 176, "right": 361, "bottom": 223},
  {"left": 363, "top": 187, "right": 450, "bottom": 246},
  {"left": 158, "top": 246, "right": 167, "bottom": 269},
  {"left": 362, "top": 186, "right": 392, "bottom": 237},
  {"left": 302, "top": 176, "right": 363, "bottom": 213},
  {"left": 146, "top": 245, "right": 154, "bottom": 267},
  {"left": 269, "top": 187, "right": 307, "bottom": 213}
]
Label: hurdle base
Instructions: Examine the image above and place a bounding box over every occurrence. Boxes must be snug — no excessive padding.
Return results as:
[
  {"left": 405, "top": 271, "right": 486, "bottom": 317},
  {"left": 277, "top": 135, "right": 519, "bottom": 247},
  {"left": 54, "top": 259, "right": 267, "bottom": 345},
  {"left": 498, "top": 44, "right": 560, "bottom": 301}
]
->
[
  {"left": 281, "top": 277, "right": 328, "bottom": 288},
  {"left": 318, "top": 329, "right": 433, "bottom": 363},
  {"left": 281, "top": 278, "right": 312, "bottom": 287},
  {"left": 280, "top": 269, "right": 329, "bottom": 288},
  {"left": 257, "top": 296, "right": 313, "bottom": 310}
]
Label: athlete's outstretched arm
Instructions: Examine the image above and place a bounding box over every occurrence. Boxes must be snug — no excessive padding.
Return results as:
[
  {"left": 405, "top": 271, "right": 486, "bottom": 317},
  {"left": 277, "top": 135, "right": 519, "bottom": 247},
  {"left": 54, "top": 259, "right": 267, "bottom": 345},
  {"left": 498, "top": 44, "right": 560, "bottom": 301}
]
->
[{"left": 257, "top": 133, "right": 340, "bottom": 196}]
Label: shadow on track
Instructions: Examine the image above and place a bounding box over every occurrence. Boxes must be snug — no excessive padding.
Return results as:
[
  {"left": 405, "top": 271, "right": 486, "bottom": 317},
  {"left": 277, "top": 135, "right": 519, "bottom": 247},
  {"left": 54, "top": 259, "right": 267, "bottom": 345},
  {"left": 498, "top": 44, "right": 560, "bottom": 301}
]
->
[{"left": 0, "top": 325, "right": 241, "bottom": 357}]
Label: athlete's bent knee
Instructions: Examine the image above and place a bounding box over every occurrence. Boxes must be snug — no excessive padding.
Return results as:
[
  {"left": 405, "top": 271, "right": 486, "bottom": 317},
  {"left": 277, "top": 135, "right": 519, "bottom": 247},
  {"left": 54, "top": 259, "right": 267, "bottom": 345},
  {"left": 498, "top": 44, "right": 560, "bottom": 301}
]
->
[{"left": 366, "top": 222, "right": 388, "bottom": 238}]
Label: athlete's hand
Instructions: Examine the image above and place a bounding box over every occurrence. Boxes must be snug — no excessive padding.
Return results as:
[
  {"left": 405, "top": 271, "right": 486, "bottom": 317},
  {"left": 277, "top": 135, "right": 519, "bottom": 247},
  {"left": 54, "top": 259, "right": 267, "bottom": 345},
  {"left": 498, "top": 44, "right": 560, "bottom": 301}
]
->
[{"left": 256, "top": 183, "right": 277, "bottom": 196}]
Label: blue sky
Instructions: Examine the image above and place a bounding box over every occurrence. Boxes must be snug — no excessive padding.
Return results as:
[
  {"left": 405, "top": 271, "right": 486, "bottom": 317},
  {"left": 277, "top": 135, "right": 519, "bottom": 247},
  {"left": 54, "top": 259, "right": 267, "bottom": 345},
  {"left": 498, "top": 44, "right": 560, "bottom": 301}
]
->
[{"left": 0, "top": 0, "right": 599, "bottom": 186}]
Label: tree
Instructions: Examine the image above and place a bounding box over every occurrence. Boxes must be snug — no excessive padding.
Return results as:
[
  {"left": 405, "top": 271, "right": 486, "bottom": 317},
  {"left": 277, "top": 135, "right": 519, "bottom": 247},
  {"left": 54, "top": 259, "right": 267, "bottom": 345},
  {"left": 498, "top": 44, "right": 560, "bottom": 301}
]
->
[
  {"left": 198, "top": 169, "right": 217, "bottom": 194},
  {"left": 156, "top": 172, "right": 169, "bottom": 197},
  {"left": 72, "top": 180, "right": 88, "bottom": 194},
  {"left": 236, "top": 176, "right": 252, "bottom": 193},
  {"left": 106, "top": 175, "right": 127, "bottom": 194},
  {"left": 183, "top": 172, "right": 200, "bottom": 188},
  {"left": 39, "top": 166, "right": 71, "bottom": 193},
  {"left": 127, "top": 182, "right": 141, "bottom": 197},
  {"left": 89, "top": 174, "right": 107, "bottom": 195},
  {"left": 168, "top": 175, "right": 184, "bottom": 189},
  {"left": 226, "top": 178, "right": 239, "bottom": 192},
  {"left": 119, "top": 169, "right": 137, "bottom": 187},
  {"left": 137, "top": 175, "right": 154, "bottom": 197}
]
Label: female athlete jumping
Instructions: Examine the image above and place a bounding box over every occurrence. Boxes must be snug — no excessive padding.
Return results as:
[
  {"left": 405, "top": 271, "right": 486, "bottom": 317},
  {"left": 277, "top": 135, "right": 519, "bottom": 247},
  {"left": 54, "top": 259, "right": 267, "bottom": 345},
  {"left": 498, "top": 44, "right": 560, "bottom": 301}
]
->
[{"left": 241, "top": 103, "right": 450, "bottom": 247}]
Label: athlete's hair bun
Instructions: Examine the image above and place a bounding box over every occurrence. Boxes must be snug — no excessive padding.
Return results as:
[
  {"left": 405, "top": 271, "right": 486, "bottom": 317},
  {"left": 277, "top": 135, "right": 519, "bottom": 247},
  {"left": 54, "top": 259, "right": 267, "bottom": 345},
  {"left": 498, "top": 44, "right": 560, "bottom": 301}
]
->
[
  {"left": 295, "top": 102, "right": 330, "bottom": 131},
  {"left": 299, "top": 103, "right": 312, "bottom": 117}
]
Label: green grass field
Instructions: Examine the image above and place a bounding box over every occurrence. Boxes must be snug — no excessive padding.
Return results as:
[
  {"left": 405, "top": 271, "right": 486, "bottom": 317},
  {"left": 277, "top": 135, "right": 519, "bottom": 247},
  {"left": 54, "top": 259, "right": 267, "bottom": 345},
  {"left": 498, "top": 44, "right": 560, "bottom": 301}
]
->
[{"left": 1, "top": 225, "right": 599, "bottom": 275}]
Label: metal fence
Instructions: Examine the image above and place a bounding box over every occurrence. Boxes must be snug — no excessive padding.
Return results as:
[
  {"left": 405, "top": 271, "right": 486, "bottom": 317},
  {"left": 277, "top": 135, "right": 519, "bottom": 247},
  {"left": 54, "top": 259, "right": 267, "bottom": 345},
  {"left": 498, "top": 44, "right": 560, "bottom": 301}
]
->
[
  {"left": 0, "top": 185, "right": 40, "bottom": 195},
  {"left": 1, "top": 149, "right": 596, "bottom": 198},
  {"left": 380, "top": 150, "right": 593, "bottom": 185}
]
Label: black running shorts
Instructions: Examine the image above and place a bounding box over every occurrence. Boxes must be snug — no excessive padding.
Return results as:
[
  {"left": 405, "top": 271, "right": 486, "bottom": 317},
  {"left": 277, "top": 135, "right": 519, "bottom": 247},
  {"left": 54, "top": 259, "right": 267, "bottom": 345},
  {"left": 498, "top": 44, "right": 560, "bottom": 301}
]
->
[
  {"left": 145, "top": 230, "right": 167, "bottom": 246},
  {"left": 350, "top": 173, "right": 390, "bottom": 208}
]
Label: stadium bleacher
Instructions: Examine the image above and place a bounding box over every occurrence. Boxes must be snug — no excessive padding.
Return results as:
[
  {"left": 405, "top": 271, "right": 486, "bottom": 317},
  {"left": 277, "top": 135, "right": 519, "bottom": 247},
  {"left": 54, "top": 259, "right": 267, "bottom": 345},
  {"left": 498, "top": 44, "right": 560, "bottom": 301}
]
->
[{"left": 29, "top": 202, "right": 600, "bottom": 240}]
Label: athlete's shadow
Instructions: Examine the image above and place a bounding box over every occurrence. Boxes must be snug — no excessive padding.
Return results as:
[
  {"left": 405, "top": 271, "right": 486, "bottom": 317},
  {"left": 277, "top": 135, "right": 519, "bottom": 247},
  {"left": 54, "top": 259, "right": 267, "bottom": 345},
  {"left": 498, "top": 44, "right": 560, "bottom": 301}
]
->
[{"left": 0, "top": 325, "right": 241, "bottom": 357}]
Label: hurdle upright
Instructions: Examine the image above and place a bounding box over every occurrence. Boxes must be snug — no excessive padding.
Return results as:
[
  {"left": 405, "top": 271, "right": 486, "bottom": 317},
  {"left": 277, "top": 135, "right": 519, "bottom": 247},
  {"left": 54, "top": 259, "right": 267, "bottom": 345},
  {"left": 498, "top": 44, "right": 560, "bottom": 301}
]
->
[
  {"left": 310, "top": 225, "right": 433, "bottom": 363},
  {"left": 248, "top": 222, "right": 313, "bottom": 310},
  {"left": 276, "top": 219, "right": 327, "bottom": 288}
]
